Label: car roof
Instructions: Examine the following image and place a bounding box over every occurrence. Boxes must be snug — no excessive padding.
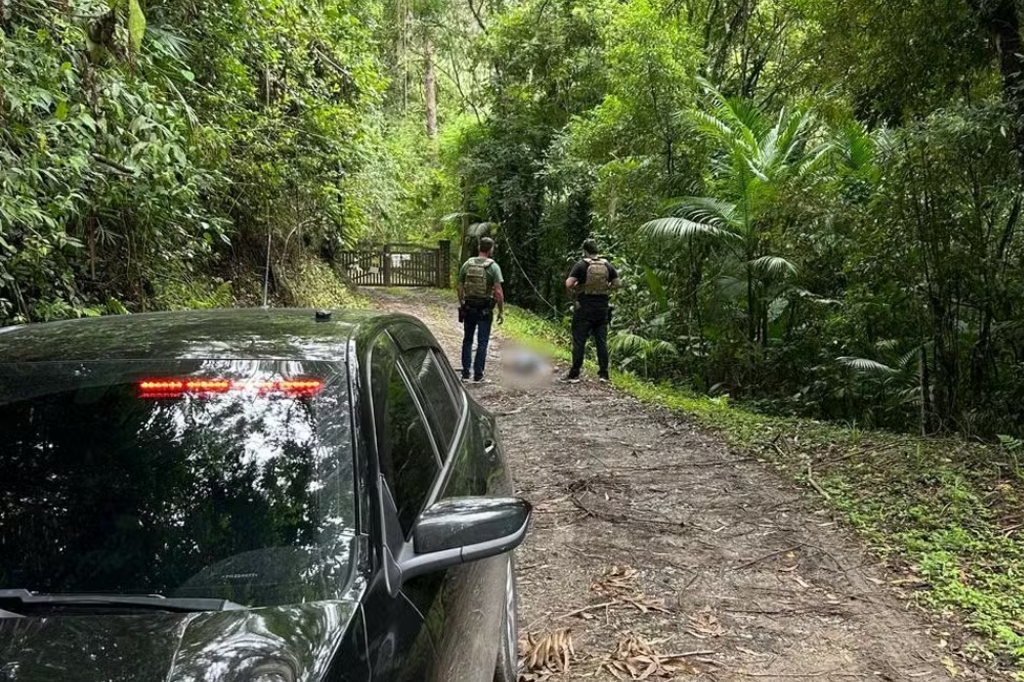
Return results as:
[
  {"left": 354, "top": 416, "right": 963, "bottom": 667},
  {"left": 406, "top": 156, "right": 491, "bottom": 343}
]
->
[{"left": 0, "top": 308, "right": 434, "bottom": 363}]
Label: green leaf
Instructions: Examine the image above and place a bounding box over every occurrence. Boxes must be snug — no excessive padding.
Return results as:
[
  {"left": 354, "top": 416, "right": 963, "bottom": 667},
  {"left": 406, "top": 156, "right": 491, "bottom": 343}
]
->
[
  {"left": 642, "top": 217, "right": 735, "bottom": 240},
  {"left": 180, "top": 69, "right": 195, "bottom": 82},
  {"left": 643, "top": 267, "right": 668, "bottom": 314},
  {"left": 837, "top": 357, "right": 898, "bottom": 375},
  {"left": 750, "top": 255, "right": 798, "bottom": 278},
  {"left": 128, "top": 0, "right": 146, "bottom": 52},
  {"left": 55, "top": 100, "right": 69, "bottom": 121}
]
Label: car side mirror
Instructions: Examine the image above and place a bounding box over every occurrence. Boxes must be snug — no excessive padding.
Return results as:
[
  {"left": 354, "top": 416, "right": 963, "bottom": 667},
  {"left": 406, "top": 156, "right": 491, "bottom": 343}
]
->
[{"left": 395, "top": 497, "right": 531, "bottom": 584}]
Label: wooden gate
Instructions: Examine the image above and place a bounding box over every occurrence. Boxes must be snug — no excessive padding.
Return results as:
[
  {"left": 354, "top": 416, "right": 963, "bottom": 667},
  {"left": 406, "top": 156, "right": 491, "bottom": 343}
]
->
[{"left": 338, "top": 241, "right": 451, "bottom": 288}]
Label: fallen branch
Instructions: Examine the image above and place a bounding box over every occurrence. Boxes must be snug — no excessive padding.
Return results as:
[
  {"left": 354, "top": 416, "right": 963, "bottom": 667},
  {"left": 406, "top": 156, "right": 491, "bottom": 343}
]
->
[
  {"left": 555, "top": 601, "right": 620, "bottom": 620},
  {"left": 725, "top": 671, "right": 866, "bottom": 678},
  {"left": 659, "top": 650, "right": 716, "bottom": 658},
  {"left": 806, "top": 462, "right": 832, "bottom": 501}
]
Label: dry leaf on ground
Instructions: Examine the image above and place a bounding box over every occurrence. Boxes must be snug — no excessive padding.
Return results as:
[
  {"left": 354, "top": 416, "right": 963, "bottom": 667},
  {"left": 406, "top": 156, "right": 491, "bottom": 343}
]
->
[
  {"left": 592, "top": 565, "right": 640, "bottom": 595},
  {"left": 519, "top": 628, "right": 576, "bottom": 680},
  {"left": 686, "top": 606, "right": 726, "bottom": 638},
  {"left": 602, "top": 635, "right": 699, "bottom": 679},
  {"left": 623, "top": 593, "right": 672, "bottom": 614}
]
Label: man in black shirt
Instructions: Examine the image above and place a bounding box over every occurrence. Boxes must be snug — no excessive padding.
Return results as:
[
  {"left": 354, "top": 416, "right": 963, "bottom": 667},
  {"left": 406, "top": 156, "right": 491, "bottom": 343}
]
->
[{"left": 563, "top": 239, "right": 620, "bottom": 383}]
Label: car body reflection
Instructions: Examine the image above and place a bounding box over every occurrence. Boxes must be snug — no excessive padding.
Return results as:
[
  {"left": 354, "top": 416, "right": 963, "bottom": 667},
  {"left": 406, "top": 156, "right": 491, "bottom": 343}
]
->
[{"left": 0, "top": 309, "right": 528, "bottom": 682}]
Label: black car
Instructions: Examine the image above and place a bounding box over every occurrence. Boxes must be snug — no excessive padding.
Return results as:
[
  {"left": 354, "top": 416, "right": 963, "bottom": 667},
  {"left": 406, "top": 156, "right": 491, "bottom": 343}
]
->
[{"left": 0, "top": 309, "right": 529, "bottom": 682}]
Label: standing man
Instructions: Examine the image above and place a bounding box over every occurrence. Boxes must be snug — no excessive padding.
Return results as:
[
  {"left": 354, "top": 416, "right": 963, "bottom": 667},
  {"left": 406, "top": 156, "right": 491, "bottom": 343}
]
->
[
  {"left": 458, "top": 236, "right": 504, "bottom": 382},
  {"left": 563, "top": 239, "right": 620, "bottom": 383}
]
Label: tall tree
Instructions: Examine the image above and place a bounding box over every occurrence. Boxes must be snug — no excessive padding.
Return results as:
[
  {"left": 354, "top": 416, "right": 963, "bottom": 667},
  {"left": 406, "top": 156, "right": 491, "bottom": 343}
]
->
[{"left": 644, "top": 85, "right": 828, "bottom": 347}]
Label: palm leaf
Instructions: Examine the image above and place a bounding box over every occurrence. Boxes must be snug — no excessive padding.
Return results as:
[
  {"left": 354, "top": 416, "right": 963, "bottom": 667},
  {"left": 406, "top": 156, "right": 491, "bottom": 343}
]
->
[
  {"left": 745, "top": 156, "right": 770, "bottom": 183},
  {"left": 691, "top": 80, "right": 761, "bottom": 152},
  {"left": 690, "top": 109, "right": 741, "bottom": 148},
  {"left": 749, "top": 255, "right": 798, "bottom": 277},
  {"left": 440, "top": 211, "right": 480, "bottom": 223},
  {"left": 797, "top": 143, "right": 833, "bottom": 179},
  {"left": 468, "top": 221, "right": 499, "bottom": 237},
  {"left": 897, "top": 347, "right": 921, "bottom": 371},
  {"left": 836, "top": 121, "right": 875, "bottom": 171},
  {"left": 756, "top": 112, "right": 782, "bottom": 170},
  {"left": 644, "top": 267, "right": 669, "bottom": 314},
  {"left": 642, "top": 217, "right": 735, "bottom": 240},
  {"left": 610, "top": 331, "right": 648, "bottom": 356},
  {"left": 651, "top": 340, "right": 679, "bottom": 357},
  {"left": 837, "top": 357, "right": 898, "bottom": 375},
  {"left": 146, "top": 25, "right": 192, "bottom": 63},
  {"left": 666, "top": 196, "right": 738, "bottom": 227}
]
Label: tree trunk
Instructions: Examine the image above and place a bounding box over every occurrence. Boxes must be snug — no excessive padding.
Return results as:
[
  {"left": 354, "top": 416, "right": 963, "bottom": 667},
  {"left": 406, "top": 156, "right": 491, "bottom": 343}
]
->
[
  {"left": 460, "top": 176, "right": 470, "bottom": 264},
  {"left": 746, "top": 265, "right": 756, "bottom": 343},
  {"left": 919, "top": 344, "right": 932, "bottom": 435},
  {"left": 424, "top": 38, "right": 438, "bottom": 138}
]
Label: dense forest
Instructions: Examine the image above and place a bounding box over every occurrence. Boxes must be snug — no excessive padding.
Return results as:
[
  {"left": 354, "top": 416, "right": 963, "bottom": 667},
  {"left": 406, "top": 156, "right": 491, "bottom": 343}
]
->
[
  {"left": 7, "top": 0, "right": 1024, "bottom": 440},
  {"left": 1, "top": 0, "right": 448, "bottom": 315}
]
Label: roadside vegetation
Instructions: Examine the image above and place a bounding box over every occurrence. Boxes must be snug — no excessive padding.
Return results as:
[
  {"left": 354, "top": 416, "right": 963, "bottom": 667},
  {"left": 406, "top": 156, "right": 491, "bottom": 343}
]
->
[
  {"left": 503, "top": 305, "right": 1024, "bottom": 673},
  {"left": 1, "top": 0, "right": 453, "bottom": 319}
]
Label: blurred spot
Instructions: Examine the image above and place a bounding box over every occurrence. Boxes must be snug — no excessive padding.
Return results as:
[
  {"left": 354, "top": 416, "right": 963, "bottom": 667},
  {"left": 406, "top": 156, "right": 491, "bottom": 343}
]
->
[{"left": 501, "top": 344, "right": 553, "bottom": 386}]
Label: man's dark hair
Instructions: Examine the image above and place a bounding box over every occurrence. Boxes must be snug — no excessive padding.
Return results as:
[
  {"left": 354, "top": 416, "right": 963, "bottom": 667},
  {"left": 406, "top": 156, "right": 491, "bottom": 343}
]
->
[
  {"left": 479, "top": 237, "right": 495, "bottom": 254},
  {"left": 582, "top": 239, "right": 599, "bottom": 256}
]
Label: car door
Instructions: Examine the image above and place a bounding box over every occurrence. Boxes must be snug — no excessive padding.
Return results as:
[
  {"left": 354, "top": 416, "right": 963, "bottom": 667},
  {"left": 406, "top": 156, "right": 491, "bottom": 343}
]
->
[
  {"left": 361, "top": 331, "right": 443, "bottom": 682},
  {"left": 396, "top": 341, "right": 512, "bottom": 682}
]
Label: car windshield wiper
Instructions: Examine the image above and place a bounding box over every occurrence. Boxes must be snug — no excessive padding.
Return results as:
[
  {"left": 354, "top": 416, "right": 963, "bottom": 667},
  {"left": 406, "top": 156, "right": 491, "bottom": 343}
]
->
[{"left": 0, "top": 589, "right": 246, "bottom": 613}]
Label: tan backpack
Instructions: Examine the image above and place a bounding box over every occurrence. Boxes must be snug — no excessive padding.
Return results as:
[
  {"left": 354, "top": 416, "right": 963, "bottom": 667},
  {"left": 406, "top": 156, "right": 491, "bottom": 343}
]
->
[
  {"left": 581, "top": 258, "right": 611, "bottom": 295},
  {"left": 463, "top": 257, "right": 494, "bottom": 303}
]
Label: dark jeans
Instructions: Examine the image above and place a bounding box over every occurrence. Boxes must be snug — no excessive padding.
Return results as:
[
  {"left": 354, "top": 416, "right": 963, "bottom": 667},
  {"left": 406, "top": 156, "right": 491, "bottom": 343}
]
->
[
  {"left": 462, "top": 305, "right": 494, "bottom": 380},
  {"left": 570, "top": 307, "right": 609, "bottom": 377}
]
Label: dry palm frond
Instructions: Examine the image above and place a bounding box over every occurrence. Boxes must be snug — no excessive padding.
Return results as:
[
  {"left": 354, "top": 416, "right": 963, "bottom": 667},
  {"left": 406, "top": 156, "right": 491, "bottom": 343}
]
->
[
  {"left": 518, "top": 628, "right": 576, "bottom": 680},
  {"left": 602, "top": 635, "right": 700, "bottom": 679}
]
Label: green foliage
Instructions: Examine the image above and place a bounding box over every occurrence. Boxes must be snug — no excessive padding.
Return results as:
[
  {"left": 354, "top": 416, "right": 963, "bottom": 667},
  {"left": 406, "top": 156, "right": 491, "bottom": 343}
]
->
[
  {"left": 283, "top": 254, "right": 367, "bottom": 310},
  {"left": 152, "top": 277, "right": 234, "bottom": 311},
  {"left": 1, "top": 0, "right": 228, "bottom": 323},
  {"left": 0, "top": 0, "right": 438, "bottom": 325}
]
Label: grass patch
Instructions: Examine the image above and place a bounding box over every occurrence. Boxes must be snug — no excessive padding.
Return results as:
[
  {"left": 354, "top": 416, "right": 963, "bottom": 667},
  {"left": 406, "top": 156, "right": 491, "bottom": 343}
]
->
[
  {"left": 154, "top": 276, "right": 234, "bottom": 311},
  {"left": 502, "top": 304, "right": 1024, "bottom": 677},
  {"left": 283, "top": 256, "right": 369, "bottom": 309}
]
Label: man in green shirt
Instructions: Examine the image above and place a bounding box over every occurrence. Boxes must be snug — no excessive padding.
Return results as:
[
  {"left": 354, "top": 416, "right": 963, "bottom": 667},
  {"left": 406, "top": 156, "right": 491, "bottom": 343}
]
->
[{"left": 458, "top": 237, "right": 504, "bottom": 382}]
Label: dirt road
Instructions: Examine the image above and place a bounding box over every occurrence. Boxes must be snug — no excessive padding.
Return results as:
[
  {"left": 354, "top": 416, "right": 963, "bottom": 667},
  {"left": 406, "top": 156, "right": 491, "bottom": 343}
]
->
[{"left": 371, "top": 289, "right": 990, "bottom": 681}]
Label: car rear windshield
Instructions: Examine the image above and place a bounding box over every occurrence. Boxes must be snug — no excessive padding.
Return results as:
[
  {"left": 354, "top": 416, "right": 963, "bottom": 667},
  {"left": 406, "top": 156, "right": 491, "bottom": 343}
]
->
[{"left": 0, "top": 359, "right": 356, "bottom": 609}]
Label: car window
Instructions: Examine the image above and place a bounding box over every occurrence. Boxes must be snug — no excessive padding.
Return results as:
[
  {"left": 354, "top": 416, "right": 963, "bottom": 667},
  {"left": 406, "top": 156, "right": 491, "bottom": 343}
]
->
[
  {"left": 402, "top": 347, "right": 462, "bottom": 454},
  {"left": 370, "top": 334, "right": 440, "bottom": 537},
  {"left": 0, "top": 360, "right": 356, "bottom": 609}
]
